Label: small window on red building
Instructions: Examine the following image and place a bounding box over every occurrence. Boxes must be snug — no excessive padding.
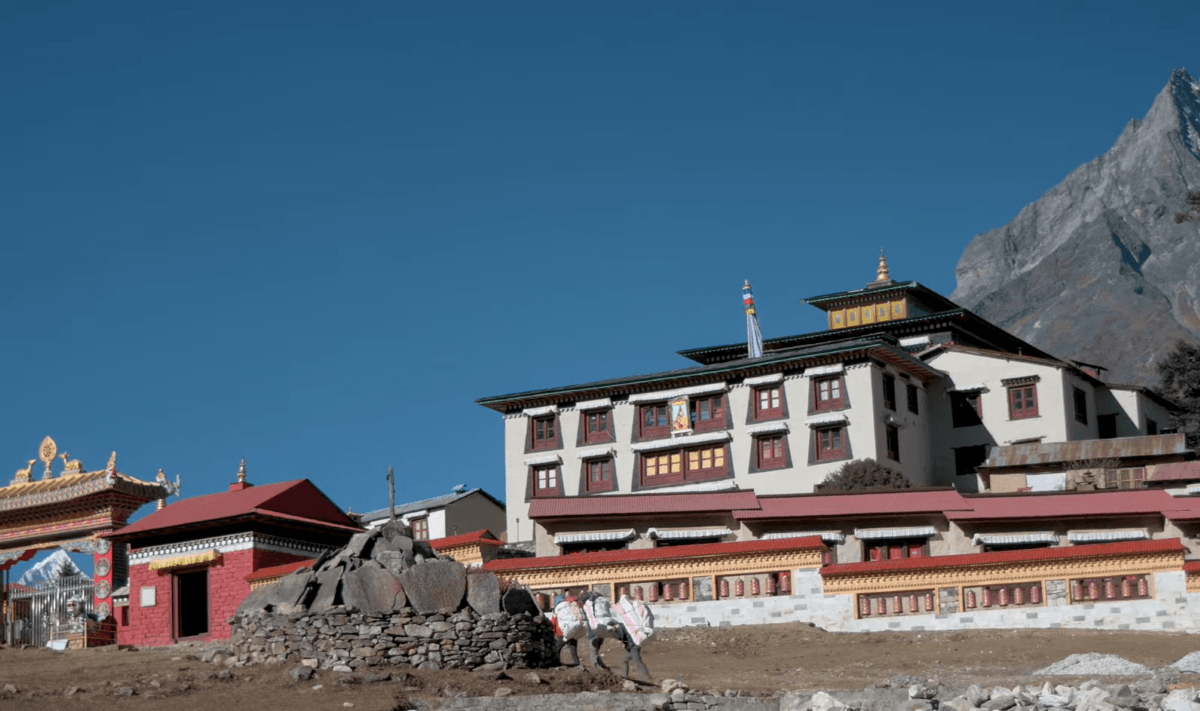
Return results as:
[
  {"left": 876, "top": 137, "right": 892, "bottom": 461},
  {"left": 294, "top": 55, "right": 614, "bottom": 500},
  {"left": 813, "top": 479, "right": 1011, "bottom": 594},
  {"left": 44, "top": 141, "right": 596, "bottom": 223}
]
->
[
  {"left": 584, "top": 458, "right": 614, "bottom": 493},
  {"left": 951, "top": 392, "right": 982, "bottom": 427},
  {"left": 866, "top": 539, "right": 927, "bottom": 561},
  {"left": 583, "top": 410, "right": 613, "bottom": 444},
  {"left": 532, "top": 466, "right": 559, "bottom": 496},
  {"left": 689, "top": 395, "right": 726, "bottom": 432},
  {"left": 816, "top": 426, "right": 847, "bottom": 461},
  {"left": 756, "top": 435, "right": 786, "bottom": 470},
  {"left": 640, "top": 446, "right": 727, "bottom": 487},
  {"left": 1008, "top": 384, "right": 1038, "bottom": 420},
  {"left": 639, "top": 403, "right": 669, "bottom": 439},
  {"left": 754, "top": 386, "right": 783, "bottom": 420},
  {"left": 410, "top": 517, "right": 429, "bottom": 540},
  {"left": 813, "top": 377, "right": 844, "bottom": 412},
  {"left": 530, "top": 416, "right": 558, "bottom": 450}
]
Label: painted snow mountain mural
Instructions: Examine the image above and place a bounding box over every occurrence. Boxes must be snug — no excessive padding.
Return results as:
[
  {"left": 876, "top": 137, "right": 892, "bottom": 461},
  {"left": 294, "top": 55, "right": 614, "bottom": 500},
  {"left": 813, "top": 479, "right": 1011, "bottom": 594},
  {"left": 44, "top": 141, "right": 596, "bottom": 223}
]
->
[{"left": 952, "top": 69, "right": 1200, "bottom": 385}]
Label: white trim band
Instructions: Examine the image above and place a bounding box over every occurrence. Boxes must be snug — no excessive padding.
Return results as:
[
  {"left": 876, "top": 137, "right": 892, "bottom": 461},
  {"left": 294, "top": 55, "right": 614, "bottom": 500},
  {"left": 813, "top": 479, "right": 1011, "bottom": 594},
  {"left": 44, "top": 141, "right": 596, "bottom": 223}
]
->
[
  {"left": 647, "top": 527, "right": 731, "bottom": 540},
  {"left": 523, "top": 454, "right": 563, "bottom": 466},
  {"left": 949, "top": 383, "right": 988, "bottom": 393},
  {"left": 522, "top": 406, "right": 558, "bottom": 417},
  {"left": 764, "top": 531, "right": 846, "bottom": 544},
  {"left": 746, "top": 421, "right": 790, "bottom": 435},
  {"left": 630, "top": 431, "right": 732, "bottom": 453},
  {"left": 1187, "top": 483, "right": 1200, "bottom": 496},
  {"left": 854, "top": 526, "right": 937, "bottom": 540},
  {"left": 130, "top": 532, "right": 333, "bottom": 565},
  {"left": 604, "top": 479, "right": 739, "bottom": 495},
  {"left": 973, "top": 532, "right": 1058, "bottom": 546},
  {"left": 744, "top": 373, "right": 784, "bottom": 386},
  {"left": 805, "top": 413, "right": 848, "bottom": 427},
  {"left": 575, "top": 398, "right": 612, "bottom": 411},
  {"left": 576, "top": 447, "right": 615, "bottom": 460},
  {"left": 899, "top": 336, "right": 931, "bottom": 348},
  {"left": 554, "top": 528, "right": 637, "bottom": 545},
  {"left": 628, "top": 382, "right": 727, "bottom": 404},
  {"left": 1067, "top": 529, "right": 1150, "bottom": 543},
  {"left": 805, "top": 364, "right": 845, "bottom": 377}
]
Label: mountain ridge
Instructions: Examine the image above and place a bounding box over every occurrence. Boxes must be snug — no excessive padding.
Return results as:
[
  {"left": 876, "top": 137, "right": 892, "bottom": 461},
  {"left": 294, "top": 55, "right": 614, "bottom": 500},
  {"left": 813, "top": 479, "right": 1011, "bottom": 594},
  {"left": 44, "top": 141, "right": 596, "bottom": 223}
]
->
[{"left": 951, "top": 69, "right": 1200, "bottom": 386}]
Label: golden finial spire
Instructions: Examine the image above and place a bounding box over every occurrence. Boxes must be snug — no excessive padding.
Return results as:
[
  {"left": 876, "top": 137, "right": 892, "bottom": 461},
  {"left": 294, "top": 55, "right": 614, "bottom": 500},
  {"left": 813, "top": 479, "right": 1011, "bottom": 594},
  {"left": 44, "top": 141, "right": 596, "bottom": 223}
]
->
[
  {"left": 237, "top": 457, "right": 247, "bottom": 484},
  {"left": 870, "top": 248, "right": 894, "bottom": 286}
]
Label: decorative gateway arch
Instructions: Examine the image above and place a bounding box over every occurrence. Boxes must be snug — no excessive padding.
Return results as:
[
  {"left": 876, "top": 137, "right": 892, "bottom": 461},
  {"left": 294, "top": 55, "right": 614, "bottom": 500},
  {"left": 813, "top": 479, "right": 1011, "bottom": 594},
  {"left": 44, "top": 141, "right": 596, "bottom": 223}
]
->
[{"left": 1, "top": 437, "right": 177, "bottom": 646}]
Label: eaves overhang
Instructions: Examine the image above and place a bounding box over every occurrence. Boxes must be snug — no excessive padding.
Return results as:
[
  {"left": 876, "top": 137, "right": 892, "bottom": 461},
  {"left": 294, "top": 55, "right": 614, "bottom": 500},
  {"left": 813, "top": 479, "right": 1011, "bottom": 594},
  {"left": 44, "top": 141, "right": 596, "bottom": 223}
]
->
[{"left": 476, "top": 338, "right": 943, "bottom": 413}]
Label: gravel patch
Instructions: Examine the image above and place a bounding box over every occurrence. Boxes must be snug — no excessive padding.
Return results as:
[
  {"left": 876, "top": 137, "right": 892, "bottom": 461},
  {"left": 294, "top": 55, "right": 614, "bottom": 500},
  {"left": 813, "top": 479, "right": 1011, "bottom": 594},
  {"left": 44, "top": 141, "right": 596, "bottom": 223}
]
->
[
  {"left": 1171, "top": 651, "right": 1200, "bottom": 673},
  {"left": 1034, "top": 653, "right": 1151, "bottom": 676}
]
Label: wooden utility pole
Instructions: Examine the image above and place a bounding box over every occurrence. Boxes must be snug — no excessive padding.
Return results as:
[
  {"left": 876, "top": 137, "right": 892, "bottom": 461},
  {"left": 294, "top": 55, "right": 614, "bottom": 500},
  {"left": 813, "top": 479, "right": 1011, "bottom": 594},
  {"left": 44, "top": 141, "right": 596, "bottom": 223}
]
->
[{"left": 386, "top": 466, "right": 396, "bottom": 524}]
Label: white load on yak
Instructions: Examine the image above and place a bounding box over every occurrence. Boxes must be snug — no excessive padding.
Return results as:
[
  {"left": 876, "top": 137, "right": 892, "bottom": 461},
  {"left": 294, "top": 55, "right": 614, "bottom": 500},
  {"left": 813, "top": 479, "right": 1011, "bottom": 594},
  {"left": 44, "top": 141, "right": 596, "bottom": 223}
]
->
[{"left": 553, "top": 591, "right": 653, "bottom": 678}]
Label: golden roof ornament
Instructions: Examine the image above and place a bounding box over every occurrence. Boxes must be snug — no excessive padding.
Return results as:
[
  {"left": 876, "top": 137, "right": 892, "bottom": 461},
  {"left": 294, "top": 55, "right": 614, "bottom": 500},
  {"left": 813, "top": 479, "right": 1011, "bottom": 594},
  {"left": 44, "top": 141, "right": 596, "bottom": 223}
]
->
[
  {"left": 39, "top": 436, "right": 57, "bottom": 479},
  {"left": 869, "top": 248, "right": 895, "bottom": 287},
  {"left": 60, "top": 453, "right": 84, "bottom": 475},
  {"left": 106, "top": 451, "right": 117, "bottom": 475},
  {"left": 237, "top": 457, "right": 247, "bottom": 485},
  {"left": 13, "top": 460, "right": 35, "bottom": 484}
]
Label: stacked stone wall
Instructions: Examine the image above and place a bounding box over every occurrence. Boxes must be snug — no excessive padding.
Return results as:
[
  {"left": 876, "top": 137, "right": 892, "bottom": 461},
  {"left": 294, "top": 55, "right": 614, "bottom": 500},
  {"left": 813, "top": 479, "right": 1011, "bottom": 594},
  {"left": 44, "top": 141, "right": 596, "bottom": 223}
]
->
[{"left": 228, "top": 603, "right": 556, "bottom": 672}]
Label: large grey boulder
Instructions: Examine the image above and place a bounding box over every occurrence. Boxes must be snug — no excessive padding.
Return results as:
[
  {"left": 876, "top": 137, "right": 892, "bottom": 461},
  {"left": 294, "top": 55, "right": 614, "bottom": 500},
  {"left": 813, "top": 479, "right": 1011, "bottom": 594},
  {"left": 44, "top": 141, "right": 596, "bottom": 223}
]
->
[
  {"left": 465, "top": 572, "right": 502, "bottom": 615},
  {"left": 399, "top": 560, "right": 467, "bottom": 614},
  {"left": 341, "top": 561, "right": 406, "bottom": 615},
  {"left": 344, "top": 530, "right": 377, "bottom": 559},
  {"left": 235, "top": 568, "right": 314, "bottom": 615},
  {"left": 501, "top": 587, "right": 540, "bottom": 617},
  {"left": 309, "top": 566, "right": 344, "bottom": 612}
]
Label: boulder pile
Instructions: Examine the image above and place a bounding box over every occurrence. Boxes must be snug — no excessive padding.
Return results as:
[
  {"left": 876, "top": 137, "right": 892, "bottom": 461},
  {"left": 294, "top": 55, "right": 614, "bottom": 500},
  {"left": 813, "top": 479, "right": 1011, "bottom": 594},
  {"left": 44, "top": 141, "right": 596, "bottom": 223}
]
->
[{"left": 228, "top": 521, "right": 556, "bottom": 671}]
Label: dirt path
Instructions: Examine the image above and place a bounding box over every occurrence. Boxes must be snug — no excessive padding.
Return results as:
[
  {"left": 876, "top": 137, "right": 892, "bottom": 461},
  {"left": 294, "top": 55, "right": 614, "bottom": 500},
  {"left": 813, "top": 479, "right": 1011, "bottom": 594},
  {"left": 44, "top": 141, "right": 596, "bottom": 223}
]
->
[{"left": 2, "top": 625, "right": 1199, "bottom": 710}]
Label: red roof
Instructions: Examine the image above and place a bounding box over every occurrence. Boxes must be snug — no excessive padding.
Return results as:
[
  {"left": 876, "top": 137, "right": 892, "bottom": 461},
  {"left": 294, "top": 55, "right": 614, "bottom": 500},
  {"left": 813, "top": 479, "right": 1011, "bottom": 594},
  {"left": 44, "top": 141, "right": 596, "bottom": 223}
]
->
[
  {"left": 528, "top": 491, "right": 760, "bottom": 519},
  {"left": 245, "top": 558, "right": 316, "bottom": 582},
  {"left": 430, "top": 529, "right": 503, "bottom": 549},
  {"left": 822, "top": 538, "right": 1184, "bottom": 576},
  {"left": 109, "top": 479, "right": 362, "bottom": 541},
  {"left": 947, "top": 489, "right": 1185, "bottom": 521},
  {"left": 1183, "top": 561, "right": 1200, "bottom": 574},
  {"left": 1148, "top": 462, "right": 1200, "bottom": 483},
  {"left": 734, "top": 489, "right": 969, "bottom": 520},
  {"left": 481, "top": 536, "right": 824, "bottom": 573}
]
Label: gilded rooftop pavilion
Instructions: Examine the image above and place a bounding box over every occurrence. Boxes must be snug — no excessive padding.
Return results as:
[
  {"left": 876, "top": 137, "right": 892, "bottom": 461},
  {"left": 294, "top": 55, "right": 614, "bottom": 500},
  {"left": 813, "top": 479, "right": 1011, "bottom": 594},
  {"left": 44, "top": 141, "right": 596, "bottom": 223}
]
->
[{"left": 474, "top": 257, "right": 1200, "bottom": 632}]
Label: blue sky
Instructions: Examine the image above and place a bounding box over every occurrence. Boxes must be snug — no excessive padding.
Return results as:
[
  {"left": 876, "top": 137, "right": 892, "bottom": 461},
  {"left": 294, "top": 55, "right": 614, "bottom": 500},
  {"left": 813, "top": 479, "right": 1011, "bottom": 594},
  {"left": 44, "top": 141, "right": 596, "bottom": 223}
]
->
[{"left": 1, "top": 2, "right": 1196, "bottom": 575}]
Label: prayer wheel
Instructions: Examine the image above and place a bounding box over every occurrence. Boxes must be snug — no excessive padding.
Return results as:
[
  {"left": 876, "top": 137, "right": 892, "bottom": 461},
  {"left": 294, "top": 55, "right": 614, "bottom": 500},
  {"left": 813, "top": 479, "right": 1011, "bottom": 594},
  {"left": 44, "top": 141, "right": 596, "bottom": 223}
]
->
[
  {"left": 735, "top": 579, "right": 745, "bottom": 597},
  {"left": 1137, "top": 577, "right": 1148, "bottom": 597},
  {"left": 877, "top": 597, "right": 887, "bottom": 615},
  {"left": 648, "top": 583, "right": 659, "bottom": 603},
  {"left": 779, "top": 572, "right": 791, "bottom": 594},
  {"left": 982, "top": 590, "right": 992, "bottom": 607},
  {"left": 750, "top": 578, "right": 760, "bottom": 596},
  {"left": 924, "top": 593, "right": 934, "bottom": 612},
  {"left": 1030, "top": 586, "right": 1041, "bottom": 604},
  {"left": 719, "top": 579, "right": 729, "bottom": 599},
  {"left": 680, "top": 580, "right": 689, "bottom": 600},
  {"left": 966, "top": 591, "right": 976, "bottom": 609},
  {"left": 860, "top": 596, "right": 871, "bottom": 617},
  {"left": 765, "top": 575, "right": 776, "bottom": 595}
]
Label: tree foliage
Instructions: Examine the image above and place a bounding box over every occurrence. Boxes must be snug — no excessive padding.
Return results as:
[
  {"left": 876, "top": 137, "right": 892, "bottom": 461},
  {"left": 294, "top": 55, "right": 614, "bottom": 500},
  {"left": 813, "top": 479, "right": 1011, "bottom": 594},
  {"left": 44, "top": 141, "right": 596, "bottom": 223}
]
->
[
  {"left": 1174, "top": 190, "right": 1200, "bottom": 224},
  {"left": 1156, "top": 339, "right": 1200, "bottom": 448},
  {"left": 818, "top": 458, "right": 913, "bottom": 492}
]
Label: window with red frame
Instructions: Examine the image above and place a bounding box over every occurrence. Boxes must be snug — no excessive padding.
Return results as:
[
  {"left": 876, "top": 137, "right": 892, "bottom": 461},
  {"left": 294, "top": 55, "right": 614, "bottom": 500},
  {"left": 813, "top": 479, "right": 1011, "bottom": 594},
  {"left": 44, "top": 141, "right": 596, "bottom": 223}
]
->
[
  {"left": 689, "top": 395, "right": 726, "bottom": 432},
  {"left": 639, "top": 403, "right": 669, "bottom": 439},
  {"left": 813, "top": 377, "right": 845, "bottom": 412},
  {"left": 815, "top": 426, "right": 847, "bottom": 461},
  {"left": 532, "top": 465, "right": 558, "bottom": 496},
  {"left": 583, "top": 410, "right": 613, "bottom": 443},
  {"left": 530, "top": 416, "right": 558, "bottom": 450},
  {"left": 756, "top": 435, "right": 786, "bottom": 470},
  {"left": 584, "top": 458, "right": 614, "bottom": 493},
  {"left": 754, "top": 386, "right": 783, "bottom": 420},
  {"left": 640, "top": 445, "right": 727, "bottom": 487},
  {"left": 1007, "top": 384, "right": 1038, "bottom": 420},
  {"left": 410, "top": 517, "right": 429, "bottom": 540}
]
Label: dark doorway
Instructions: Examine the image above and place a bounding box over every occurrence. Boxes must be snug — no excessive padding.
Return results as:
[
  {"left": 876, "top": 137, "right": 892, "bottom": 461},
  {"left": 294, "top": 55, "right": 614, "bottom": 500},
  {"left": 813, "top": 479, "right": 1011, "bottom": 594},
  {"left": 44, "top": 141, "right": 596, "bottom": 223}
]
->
[{"left": 175, "top": 570, "right": 209, "bottom": 639}]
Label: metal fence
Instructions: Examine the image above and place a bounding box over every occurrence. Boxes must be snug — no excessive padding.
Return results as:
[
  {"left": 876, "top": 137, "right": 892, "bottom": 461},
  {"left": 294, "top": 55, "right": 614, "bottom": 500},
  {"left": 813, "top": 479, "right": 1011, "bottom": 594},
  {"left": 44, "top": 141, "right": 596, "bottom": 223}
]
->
[{"left": 7, "top": 575, "right": 95, "bottom": 648}]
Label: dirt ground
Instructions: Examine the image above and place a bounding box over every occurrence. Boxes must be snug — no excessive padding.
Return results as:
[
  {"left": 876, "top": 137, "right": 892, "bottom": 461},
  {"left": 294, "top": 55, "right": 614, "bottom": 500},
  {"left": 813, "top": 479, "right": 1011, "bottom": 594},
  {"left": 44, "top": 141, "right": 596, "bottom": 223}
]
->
[{"left": 3, "top": 624, "right": 1200, "bottom": 710}]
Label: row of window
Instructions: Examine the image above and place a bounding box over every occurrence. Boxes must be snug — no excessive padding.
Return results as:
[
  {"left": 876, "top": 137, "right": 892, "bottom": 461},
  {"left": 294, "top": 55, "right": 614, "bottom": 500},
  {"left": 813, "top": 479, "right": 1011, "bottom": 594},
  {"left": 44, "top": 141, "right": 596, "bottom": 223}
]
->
[
  {"left": 531, "top": 421, "right": 907, "bottom": 496},
  {"left": 531, "top": 373, "right": 917, "bottom": 450},
  {"left": 951, "top": 383, "right": 1090, "bottom": 428}
]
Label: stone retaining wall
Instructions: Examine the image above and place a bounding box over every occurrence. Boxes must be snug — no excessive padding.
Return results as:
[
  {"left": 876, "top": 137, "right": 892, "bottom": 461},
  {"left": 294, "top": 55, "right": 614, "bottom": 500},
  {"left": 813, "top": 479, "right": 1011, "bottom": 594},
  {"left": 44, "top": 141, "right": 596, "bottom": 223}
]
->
[{"left": 229, "top": 604, "right": 556, "bottom": 672}]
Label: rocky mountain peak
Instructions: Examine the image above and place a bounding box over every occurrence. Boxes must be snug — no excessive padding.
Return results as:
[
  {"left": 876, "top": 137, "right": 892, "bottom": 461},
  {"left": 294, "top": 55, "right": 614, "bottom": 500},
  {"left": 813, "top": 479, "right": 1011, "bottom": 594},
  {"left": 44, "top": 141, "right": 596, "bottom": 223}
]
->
[{"left": 951, "top": 70, "right": 1200, "bottom": 386}]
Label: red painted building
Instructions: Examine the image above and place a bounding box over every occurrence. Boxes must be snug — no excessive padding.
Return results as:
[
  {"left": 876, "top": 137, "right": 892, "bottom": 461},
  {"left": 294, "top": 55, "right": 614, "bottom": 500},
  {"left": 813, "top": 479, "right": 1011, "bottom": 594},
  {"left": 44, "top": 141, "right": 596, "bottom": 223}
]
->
[{"left": 106, "top": 465, "right": 360, "bottom": 646}]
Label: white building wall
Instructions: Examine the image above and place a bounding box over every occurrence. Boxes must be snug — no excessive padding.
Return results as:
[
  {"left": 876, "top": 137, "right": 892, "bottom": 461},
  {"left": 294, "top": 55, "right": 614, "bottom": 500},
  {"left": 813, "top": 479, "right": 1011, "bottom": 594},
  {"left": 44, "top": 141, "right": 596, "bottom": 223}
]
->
[{"left": 649, "top": 570, "right": 1200, "bottom": 634}]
